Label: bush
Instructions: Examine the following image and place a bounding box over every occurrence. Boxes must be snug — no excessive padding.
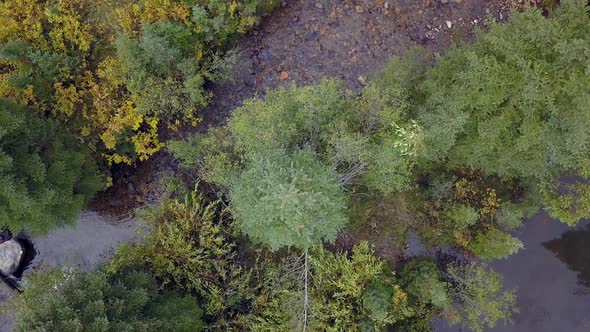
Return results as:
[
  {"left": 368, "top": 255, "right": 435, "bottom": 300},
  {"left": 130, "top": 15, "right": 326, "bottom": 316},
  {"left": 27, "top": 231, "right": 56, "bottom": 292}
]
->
[
  {"left": 444, "top": 204, "right": 479, "bottom": 229},
  {"left": 400, "top": 258, "right": 450, "bottom": 308},
  {"left": 0, "top": 99, "right": 101, "bottom": 234},
  {"left": 467, "top": 227, "right": 524, "bottom": 260},
  {"left": 11, "top": 268, "right": 204, "bottom": 331},
  {"left": 109, "top": 190, "right": 257, "bottom": 327}
]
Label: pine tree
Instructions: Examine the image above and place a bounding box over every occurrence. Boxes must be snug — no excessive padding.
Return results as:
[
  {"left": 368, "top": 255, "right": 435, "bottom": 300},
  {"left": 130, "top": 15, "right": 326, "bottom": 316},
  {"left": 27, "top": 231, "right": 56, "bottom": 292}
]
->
[{"left": 0, "top": 99, "right": 101, "bottom": 234}]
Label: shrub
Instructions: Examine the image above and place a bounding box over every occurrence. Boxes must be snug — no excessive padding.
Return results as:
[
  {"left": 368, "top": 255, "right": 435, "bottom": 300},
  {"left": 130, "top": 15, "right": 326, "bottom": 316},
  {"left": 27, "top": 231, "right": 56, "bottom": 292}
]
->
[
  {"left": 109, "top": 190, "right": 257, "bottom": 327},
  {"left": 468, "top": 227, "right": 524, "bottom": 260},
  {"left": 400, "top": 258, "right": 450, "bottom": 308},
  {"left": 444, "top": 204, "right": 479, "bottom": 229}
]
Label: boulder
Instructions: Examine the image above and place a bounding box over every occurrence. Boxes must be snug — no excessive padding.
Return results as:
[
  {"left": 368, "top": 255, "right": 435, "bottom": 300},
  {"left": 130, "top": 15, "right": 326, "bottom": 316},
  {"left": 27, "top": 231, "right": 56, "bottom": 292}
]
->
[{"left": 0, "top": 240, "right": 23, "bottom": 275}]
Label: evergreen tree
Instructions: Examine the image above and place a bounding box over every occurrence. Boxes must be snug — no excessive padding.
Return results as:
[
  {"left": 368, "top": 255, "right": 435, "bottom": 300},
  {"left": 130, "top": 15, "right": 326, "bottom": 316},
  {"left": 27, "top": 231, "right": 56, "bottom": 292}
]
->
[
  {"left": 230, "top": 148, "right": 347, "bottom": 251},
  {"left": 12, "top": 268, "right": 204, "bottom": 332},
  {"left": 410, "top": 1, "right": 590, "bottom": 224},
  {"left": 0, "top": 99, "right": 101, "bottom": 234}
]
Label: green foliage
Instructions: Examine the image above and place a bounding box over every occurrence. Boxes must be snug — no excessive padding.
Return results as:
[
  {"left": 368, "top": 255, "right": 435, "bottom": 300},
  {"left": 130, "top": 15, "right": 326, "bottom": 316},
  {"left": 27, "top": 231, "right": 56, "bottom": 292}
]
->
[
  {"left": 468, "top": 227, "right": 524, "bottom": 260},
  {"left": 400, "top": 258, "right": 450, "bottom": 308},
  {"left": 0, "top": 99, "right": 101, "bottom": 234},
  {"left": 444, "top": 204, "right": 479, "bottom": 229},
  {"left": 362, "top": 280, "right": 395, "bottom": 322},
  {"left": 115, "top": 21, "right": 208, "bottom": 121},
  {"left": 249, "top": 242, "right": 418, "bottom": 331},
  {"left": 410, "top": 1, "right": 590, "bottom": 223},
  {"left": 230, "top": 148, "right": 347, "bottom": 250},
  {"left": 496, "top": 197, "right": 539, "bottom": 231},
  {"left": 172, "top": 78, "right": 421, "bottom": 194},
  {"left": 11, "top": 268, "right": 204, "bottom": 332},
  {"left": 109, "top": 190, "right": 256, "bottom": 326},
  {"left": 170, "top": 79, "right": 424, "bottom": 255},
  {"left": 445, "top": 263, "right": 518, "bottom": 332},
  {"left": 542, "top": 179, "right": 590, "bottom": 226}
]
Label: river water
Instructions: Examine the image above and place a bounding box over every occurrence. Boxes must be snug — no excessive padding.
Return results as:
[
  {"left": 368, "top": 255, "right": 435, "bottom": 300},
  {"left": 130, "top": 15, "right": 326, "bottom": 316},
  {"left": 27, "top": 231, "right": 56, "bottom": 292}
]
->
[
  {"left": 0, "top": 211, "right": 141, "bottom": 331},
  {"left": 434, "top": 210, "right": 590, "bottom": 331}
]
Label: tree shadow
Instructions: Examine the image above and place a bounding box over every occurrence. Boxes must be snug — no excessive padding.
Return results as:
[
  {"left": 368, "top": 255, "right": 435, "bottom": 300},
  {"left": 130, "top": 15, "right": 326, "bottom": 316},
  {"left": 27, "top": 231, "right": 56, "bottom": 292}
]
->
[{"left": 543, "top": 225, "right": 590, "bottom": 289}]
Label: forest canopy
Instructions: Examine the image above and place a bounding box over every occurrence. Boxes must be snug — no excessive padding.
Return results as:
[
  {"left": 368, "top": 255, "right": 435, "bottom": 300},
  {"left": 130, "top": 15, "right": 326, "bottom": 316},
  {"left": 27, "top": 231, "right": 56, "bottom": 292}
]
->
[{"left": 3, "top": 1, "right": 590, "bottom": 331}]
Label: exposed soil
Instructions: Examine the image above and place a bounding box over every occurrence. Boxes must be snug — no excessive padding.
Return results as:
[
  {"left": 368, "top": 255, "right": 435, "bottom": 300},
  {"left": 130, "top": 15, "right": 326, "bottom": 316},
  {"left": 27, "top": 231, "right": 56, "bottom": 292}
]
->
[
  {"left": 203, "top": 0, "right": 511, "bottom": 124},
  {"left": 89, "top": 151, "right": 178, "bottom": 219}
]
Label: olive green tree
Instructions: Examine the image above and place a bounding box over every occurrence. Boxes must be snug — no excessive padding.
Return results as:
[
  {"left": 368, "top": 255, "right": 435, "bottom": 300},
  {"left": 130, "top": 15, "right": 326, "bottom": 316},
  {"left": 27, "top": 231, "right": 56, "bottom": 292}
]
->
[{"left": 445, "top": 263, "right": 518, "bottom": 332}]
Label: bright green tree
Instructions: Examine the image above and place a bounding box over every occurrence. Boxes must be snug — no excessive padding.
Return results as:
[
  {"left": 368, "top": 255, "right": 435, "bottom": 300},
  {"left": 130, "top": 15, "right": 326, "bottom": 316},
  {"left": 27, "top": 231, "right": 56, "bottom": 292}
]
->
[
  {"left": 445, "top": 263, "right": 518, "bottom": 332},
  {"left": 11, "top": 268, "right": 204, "bottom": 332},
  {"left": 0, "top": 99, "right": 101, "bottom": 234}
]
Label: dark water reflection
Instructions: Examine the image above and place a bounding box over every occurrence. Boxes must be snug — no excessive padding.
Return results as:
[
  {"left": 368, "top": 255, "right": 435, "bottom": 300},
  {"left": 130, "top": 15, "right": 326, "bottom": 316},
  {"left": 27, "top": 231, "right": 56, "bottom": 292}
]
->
[
  {"left": 543, "top": 225, "right": 590, "bottom": 290},
  {"left": 433, "top": 212, "right": 590, "bottom": 332}
]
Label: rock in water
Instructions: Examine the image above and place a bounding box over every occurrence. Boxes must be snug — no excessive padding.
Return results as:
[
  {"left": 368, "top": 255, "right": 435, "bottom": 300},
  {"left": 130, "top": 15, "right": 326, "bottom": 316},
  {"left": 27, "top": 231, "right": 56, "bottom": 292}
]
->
[{"left": 0, "top": 240, "right": 23, "bottom": 275}]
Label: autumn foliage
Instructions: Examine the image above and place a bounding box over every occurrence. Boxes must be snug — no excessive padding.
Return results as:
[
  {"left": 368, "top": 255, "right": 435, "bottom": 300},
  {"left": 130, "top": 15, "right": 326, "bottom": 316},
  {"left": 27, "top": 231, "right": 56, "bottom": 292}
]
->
[{"left": 0, "top": 0, "right": 278, "bottom": 165}]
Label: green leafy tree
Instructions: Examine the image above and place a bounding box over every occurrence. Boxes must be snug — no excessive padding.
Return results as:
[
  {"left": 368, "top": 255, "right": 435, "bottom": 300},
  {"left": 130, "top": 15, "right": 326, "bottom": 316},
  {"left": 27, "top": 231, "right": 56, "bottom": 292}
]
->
[
  {"left": 445, "top": 263, "right": 518, "bottom": 332},
  {"left": 249, "top": 242, "right": 417, "bottom": 331},
  {"left": 411, "top": 1, "right": 590, "bottom": 224},
  {"left": 11, "top": 268, "right": 204, "bottom": 332},
  {"left": 400, "top": 258, "right": 450, "bottom": 308},
  {"left": 0, "top": 99, "right": 101, "bottom": 234},
  {"left": 171, "top": 78, "right": 421, "bottom": 194}
]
